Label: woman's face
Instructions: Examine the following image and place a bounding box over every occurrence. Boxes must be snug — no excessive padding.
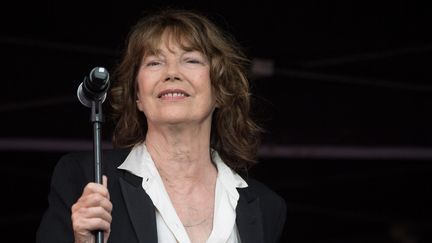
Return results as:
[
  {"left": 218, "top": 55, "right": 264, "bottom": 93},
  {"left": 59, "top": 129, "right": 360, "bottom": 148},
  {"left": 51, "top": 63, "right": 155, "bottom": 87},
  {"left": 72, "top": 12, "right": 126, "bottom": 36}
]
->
[{"left": 136, "top": 37, "right": 216, "bottom": 128}]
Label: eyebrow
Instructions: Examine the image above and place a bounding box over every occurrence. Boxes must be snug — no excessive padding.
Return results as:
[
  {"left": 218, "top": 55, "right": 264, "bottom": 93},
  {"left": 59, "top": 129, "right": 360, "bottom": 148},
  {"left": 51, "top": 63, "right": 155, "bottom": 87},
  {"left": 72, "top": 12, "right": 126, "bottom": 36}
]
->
[{"left": 145, "top": 49, "right": 203, "bottom": 58}]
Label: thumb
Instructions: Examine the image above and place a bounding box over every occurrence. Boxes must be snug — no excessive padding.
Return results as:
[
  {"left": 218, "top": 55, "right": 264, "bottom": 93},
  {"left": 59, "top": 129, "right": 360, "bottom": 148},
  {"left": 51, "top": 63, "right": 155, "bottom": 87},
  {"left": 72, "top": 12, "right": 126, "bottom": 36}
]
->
[
  {"left": 102, "top": 175, "right": 110, "bottom": 200},
  {"left": 103, "top": 175, "right": 108, "bottom": 188}
]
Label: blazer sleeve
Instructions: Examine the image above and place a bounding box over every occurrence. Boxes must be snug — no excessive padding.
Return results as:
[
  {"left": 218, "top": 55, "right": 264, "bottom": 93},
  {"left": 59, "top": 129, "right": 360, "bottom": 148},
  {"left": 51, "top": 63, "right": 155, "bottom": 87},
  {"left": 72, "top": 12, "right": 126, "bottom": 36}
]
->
[
  {"left": 262, "top": 187, "right": 287, "bottom": 243},
  {"left": 274, "top": 195, "right": 287, "bottom": 242},
  {"left": 247, "top": 178, "right": 287, "bottom": 243},
  {"left": 36, "top": 153, "right": 91, "bottom": 243}
]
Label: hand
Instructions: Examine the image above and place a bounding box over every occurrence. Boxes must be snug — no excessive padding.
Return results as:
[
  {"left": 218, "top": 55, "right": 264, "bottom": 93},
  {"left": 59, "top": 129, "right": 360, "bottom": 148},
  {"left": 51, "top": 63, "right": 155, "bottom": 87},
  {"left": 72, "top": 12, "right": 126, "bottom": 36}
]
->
[{"left": 71, "top": 176, "right": 112, "bottom": 243}]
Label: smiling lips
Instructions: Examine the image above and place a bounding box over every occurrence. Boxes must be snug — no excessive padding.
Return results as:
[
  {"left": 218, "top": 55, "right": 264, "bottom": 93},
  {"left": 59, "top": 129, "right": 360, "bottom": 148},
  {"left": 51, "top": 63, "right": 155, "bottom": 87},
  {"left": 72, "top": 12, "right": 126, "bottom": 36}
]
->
[{"left": 157, "top": 89, "right": 190, "bottom": 100}]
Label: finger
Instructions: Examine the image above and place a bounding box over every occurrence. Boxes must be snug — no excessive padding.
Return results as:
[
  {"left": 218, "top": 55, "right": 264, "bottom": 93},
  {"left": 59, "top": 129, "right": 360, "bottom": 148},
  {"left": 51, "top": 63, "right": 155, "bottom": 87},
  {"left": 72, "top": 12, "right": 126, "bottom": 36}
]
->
[
  {"left": 74, "top": 195, "right": 112, "bottom": 213},
  {"left": 81, "top": 182, "right": 110, "bottom": 198},
  {"left": 73, "top": 217, "right": 111, "bottom": 233},
  {"left": 73, "top": 206, "right": 112, "bottom": 223},
  {"left": 72, "top": 193, "right": 112, "bottom": 213}
]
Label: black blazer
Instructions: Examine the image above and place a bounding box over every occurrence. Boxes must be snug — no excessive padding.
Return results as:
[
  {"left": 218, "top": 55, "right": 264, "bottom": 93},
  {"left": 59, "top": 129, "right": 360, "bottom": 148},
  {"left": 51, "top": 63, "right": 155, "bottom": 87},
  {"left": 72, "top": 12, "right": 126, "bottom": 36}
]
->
[{"left": 36, "top": 149, "right": 286, "bottom": 243}]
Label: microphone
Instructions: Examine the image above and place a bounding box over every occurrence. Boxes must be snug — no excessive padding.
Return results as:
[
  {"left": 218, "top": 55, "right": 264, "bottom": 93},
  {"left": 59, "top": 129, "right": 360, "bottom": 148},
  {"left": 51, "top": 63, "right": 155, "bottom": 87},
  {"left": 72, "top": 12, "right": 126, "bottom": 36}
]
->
[{"left": 77, "top": 67, "right": 110, "bottom": 107}]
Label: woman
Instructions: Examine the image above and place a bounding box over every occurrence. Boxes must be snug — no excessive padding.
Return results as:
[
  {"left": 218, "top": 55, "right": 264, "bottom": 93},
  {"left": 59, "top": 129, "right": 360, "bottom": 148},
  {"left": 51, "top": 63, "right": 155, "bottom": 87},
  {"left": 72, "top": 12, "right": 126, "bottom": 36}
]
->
[{"left": 36, "top": 8, "right": 286, "bottom": 243}]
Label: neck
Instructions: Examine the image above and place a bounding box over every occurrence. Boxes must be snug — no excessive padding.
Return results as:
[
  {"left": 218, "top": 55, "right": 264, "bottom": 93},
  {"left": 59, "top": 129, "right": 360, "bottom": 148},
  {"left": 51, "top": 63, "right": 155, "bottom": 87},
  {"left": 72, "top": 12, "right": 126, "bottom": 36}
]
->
[{"left": 145, "top": 122, "right": 216, "bottom": 188}]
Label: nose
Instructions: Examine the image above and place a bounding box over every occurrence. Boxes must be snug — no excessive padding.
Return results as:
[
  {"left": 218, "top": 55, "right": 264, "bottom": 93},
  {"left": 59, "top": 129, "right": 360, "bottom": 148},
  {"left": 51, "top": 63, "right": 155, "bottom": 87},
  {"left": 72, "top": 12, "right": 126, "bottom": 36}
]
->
[
  {"left": 165, "top": 74, "right": 181, "bottom": 82},
  {"left": 164, "top": 61, "right": 181, "bottom": 82}
]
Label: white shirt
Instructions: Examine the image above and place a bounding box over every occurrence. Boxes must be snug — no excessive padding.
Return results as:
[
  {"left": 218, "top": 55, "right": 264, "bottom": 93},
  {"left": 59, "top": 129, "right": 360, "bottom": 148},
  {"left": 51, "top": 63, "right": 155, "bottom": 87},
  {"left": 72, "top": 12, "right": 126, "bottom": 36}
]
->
[{"left": 117, "top": 143, "right": 248, "bottom": 243}]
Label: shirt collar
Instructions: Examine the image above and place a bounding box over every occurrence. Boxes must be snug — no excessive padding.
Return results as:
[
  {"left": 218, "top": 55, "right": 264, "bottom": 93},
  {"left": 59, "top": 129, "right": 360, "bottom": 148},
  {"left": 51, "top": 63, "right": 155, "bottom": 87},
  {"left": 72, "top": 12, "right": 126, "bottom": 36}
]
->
[
  {"left": 211, "top": 150, "right": 248, "bottom": 202},
  {"left": 117, "top": 143, "right": 249, "bottom": 192},
  {"left": 117, "top": 143, "right": 159, "bottom": 190}
]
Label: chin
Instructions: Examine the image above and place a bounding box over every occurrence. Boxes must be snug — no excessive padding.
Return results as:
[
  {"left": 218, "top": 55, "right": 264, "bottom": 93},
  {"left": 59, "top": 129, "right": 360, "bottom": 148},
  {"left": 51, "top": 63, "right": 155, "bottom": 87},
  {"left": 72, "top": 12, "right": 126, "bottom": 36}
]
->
[{"left": 157, "top": 114, "right": 192, "bottom": 124}]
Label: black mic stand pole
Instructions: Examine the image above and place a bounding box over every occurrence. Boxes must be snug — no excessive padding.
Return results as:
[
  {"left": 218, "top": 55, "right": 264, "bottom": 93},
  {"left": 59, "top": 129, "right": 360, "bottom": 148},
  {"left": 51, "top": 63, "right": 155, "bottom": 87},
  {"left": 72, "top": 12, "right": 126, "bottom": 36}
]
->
[{"left": 91, "top": 99, "right": 104, "bottom": 243}]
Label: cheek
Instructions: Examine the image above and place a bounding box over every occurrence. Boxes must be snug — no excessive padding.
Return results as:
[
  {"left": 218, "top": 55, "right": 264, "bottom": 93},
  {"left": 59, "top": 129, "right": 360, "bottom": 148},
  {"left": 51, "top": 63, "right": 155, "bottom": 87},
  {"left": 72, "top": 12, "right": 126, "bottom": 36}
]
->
[
  {"left": 205, "top": 83, "right": 217, "bottom": 108},
  {"left": 136, "top": 71, "right": 154, "bottom": 97},
  {"left": 136, "top": 72, "right": 161, "bottom": 113},
  {"left": 135, "top": 79, "right": 148, "bottom": 112},
  {"left": 197, "top": 71, "right": 212, "bottom": 89},
  {"left": 136, "top": 90, "right": 144, "bottom": 112},
  {"left": 138, "top": 69, "right": 162, "bottom": 91}
]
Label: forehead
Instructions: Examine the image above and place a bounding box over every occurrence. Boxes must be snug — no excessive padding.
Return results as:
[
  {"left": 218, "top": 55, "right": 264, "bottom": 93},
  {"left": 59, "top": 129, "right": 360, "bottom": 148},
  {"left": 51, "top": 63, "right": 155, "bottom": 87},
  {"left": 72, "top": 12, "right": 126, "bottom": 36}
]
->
[{"left": 143, "top": 28, "right": 203, "bottom": 57}]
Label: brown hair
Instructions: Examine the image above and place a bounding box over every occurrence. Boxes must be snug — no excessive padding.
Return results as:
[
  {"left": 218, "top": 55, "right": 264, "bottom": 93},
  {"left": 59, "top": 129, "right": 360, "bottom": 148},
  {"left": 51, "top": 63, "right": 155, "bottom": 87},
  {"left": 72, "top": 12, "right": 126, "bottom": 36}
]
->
[{"left": 109, "top": 8, "right": 262, "bottom": 171}]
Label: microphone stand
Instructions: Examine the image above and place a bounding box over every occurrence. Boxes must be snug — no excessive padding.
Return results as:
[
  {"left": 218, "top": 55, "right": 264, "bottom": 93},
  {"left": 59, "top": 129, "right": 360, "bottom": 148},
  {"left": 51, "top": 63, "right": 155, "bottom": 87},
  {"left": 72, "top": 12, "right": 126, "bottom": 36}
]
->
[
  {"left": 78, "top": 66, "right": 109, "bottom": 243},
  {"left": 91, "top": 99, "right": 104, "bottom": 243}
]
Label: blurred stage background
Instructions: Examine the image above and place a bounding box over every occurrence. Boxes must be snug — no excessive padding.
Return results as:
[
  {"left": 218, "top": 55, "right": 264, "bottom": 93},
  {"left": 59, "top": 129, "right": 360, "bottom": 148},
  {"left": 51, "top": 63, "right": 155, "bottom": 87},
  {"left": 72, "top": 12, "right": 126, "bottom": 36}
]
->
[{"left": 1, "top": 1, "right": 431, "bottom": 242}]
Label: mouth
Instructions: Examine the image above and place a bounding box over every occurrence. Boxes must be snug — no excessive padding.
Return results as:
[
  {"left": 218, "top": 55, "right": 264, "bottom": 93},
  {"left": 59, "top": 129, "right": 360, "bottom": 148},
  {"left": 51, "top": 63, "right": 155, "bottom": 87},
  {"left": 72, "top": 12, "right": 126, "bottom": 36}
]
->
[{"left": 157, "top": 89, "right": 190, "bottom": 99}]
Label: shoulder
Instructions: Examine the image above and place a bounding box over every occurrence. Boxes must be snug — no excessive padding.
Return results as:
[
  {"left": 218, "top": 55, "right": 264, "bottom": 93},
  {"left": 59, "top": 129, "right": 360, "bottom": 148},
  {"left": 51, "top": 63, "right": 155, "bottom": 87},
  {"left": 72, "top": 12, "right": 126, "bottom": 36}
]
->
[
  {"left": 239, "top": 177, "right": 286, "bottom": 217},
  {"left": 48, "top": 148, "right": 132, "bottom": 202},
  {"left": 53, "top": 148, "right": 131, "bottom": 179},
  {"left": 58, "top": 148, "right": 130, "bottom": 165},
  {"left": 242, "top": 177, "right": 285, "bottom": 203},
  {"left": 58, "top": 148, "right": 130, "bottom": 166}
]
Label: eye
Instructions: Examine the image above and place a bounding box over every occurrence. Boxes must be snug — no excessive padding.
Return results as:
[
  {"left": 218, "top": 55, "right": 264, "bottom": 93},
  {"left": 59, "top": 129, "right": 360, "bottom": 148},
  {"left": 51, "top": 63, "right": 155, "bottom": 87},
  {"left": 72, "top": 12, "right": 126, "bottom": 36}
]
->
[
  {"left": 146, "top": 61, "right": 161, "bottom": 66},
  {"left": 186, "top": 59, "right": 202, "bottom": 64}
]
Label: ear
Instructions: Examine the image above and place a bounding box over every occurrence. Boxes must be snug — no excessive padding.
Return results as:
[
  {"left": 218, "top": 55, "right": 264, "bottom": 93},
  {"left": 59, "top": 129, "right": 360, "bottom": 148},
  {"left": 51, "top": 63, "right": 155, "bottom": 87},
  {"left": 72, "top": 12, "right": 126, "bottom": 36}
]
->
[
  {"left": 212, "top": 91, "right": 220, "bottom": 108},
  {"left": 136, "top": 95, "right": 144, "bottom": 112}
]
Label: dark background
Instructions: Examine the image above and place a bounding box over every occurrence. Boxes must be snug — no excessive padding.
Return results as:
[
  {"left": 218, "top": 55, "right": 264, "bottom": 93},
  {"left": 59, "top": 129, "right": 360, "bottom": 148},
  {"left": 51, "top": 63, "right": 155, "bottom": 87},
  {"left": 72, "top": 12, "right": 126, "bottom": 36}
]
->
[{"left": 1, "top": 1, "right": 432, "bottom": 242}]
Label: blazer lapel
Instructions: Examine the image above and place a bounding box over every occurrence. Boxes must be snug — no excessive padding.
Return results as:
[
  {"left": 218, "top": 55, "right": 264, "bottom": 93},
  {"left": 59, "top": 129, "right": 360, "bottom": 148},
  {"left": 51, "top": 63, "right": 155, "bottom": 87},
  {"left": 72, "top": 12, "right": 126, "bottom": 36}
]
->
[
  {"left": 236, "top": 188, "right": 264, "bottom": 243},
  {"left": 119, "top": 171, "right": 158, "bottom": 243}
]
